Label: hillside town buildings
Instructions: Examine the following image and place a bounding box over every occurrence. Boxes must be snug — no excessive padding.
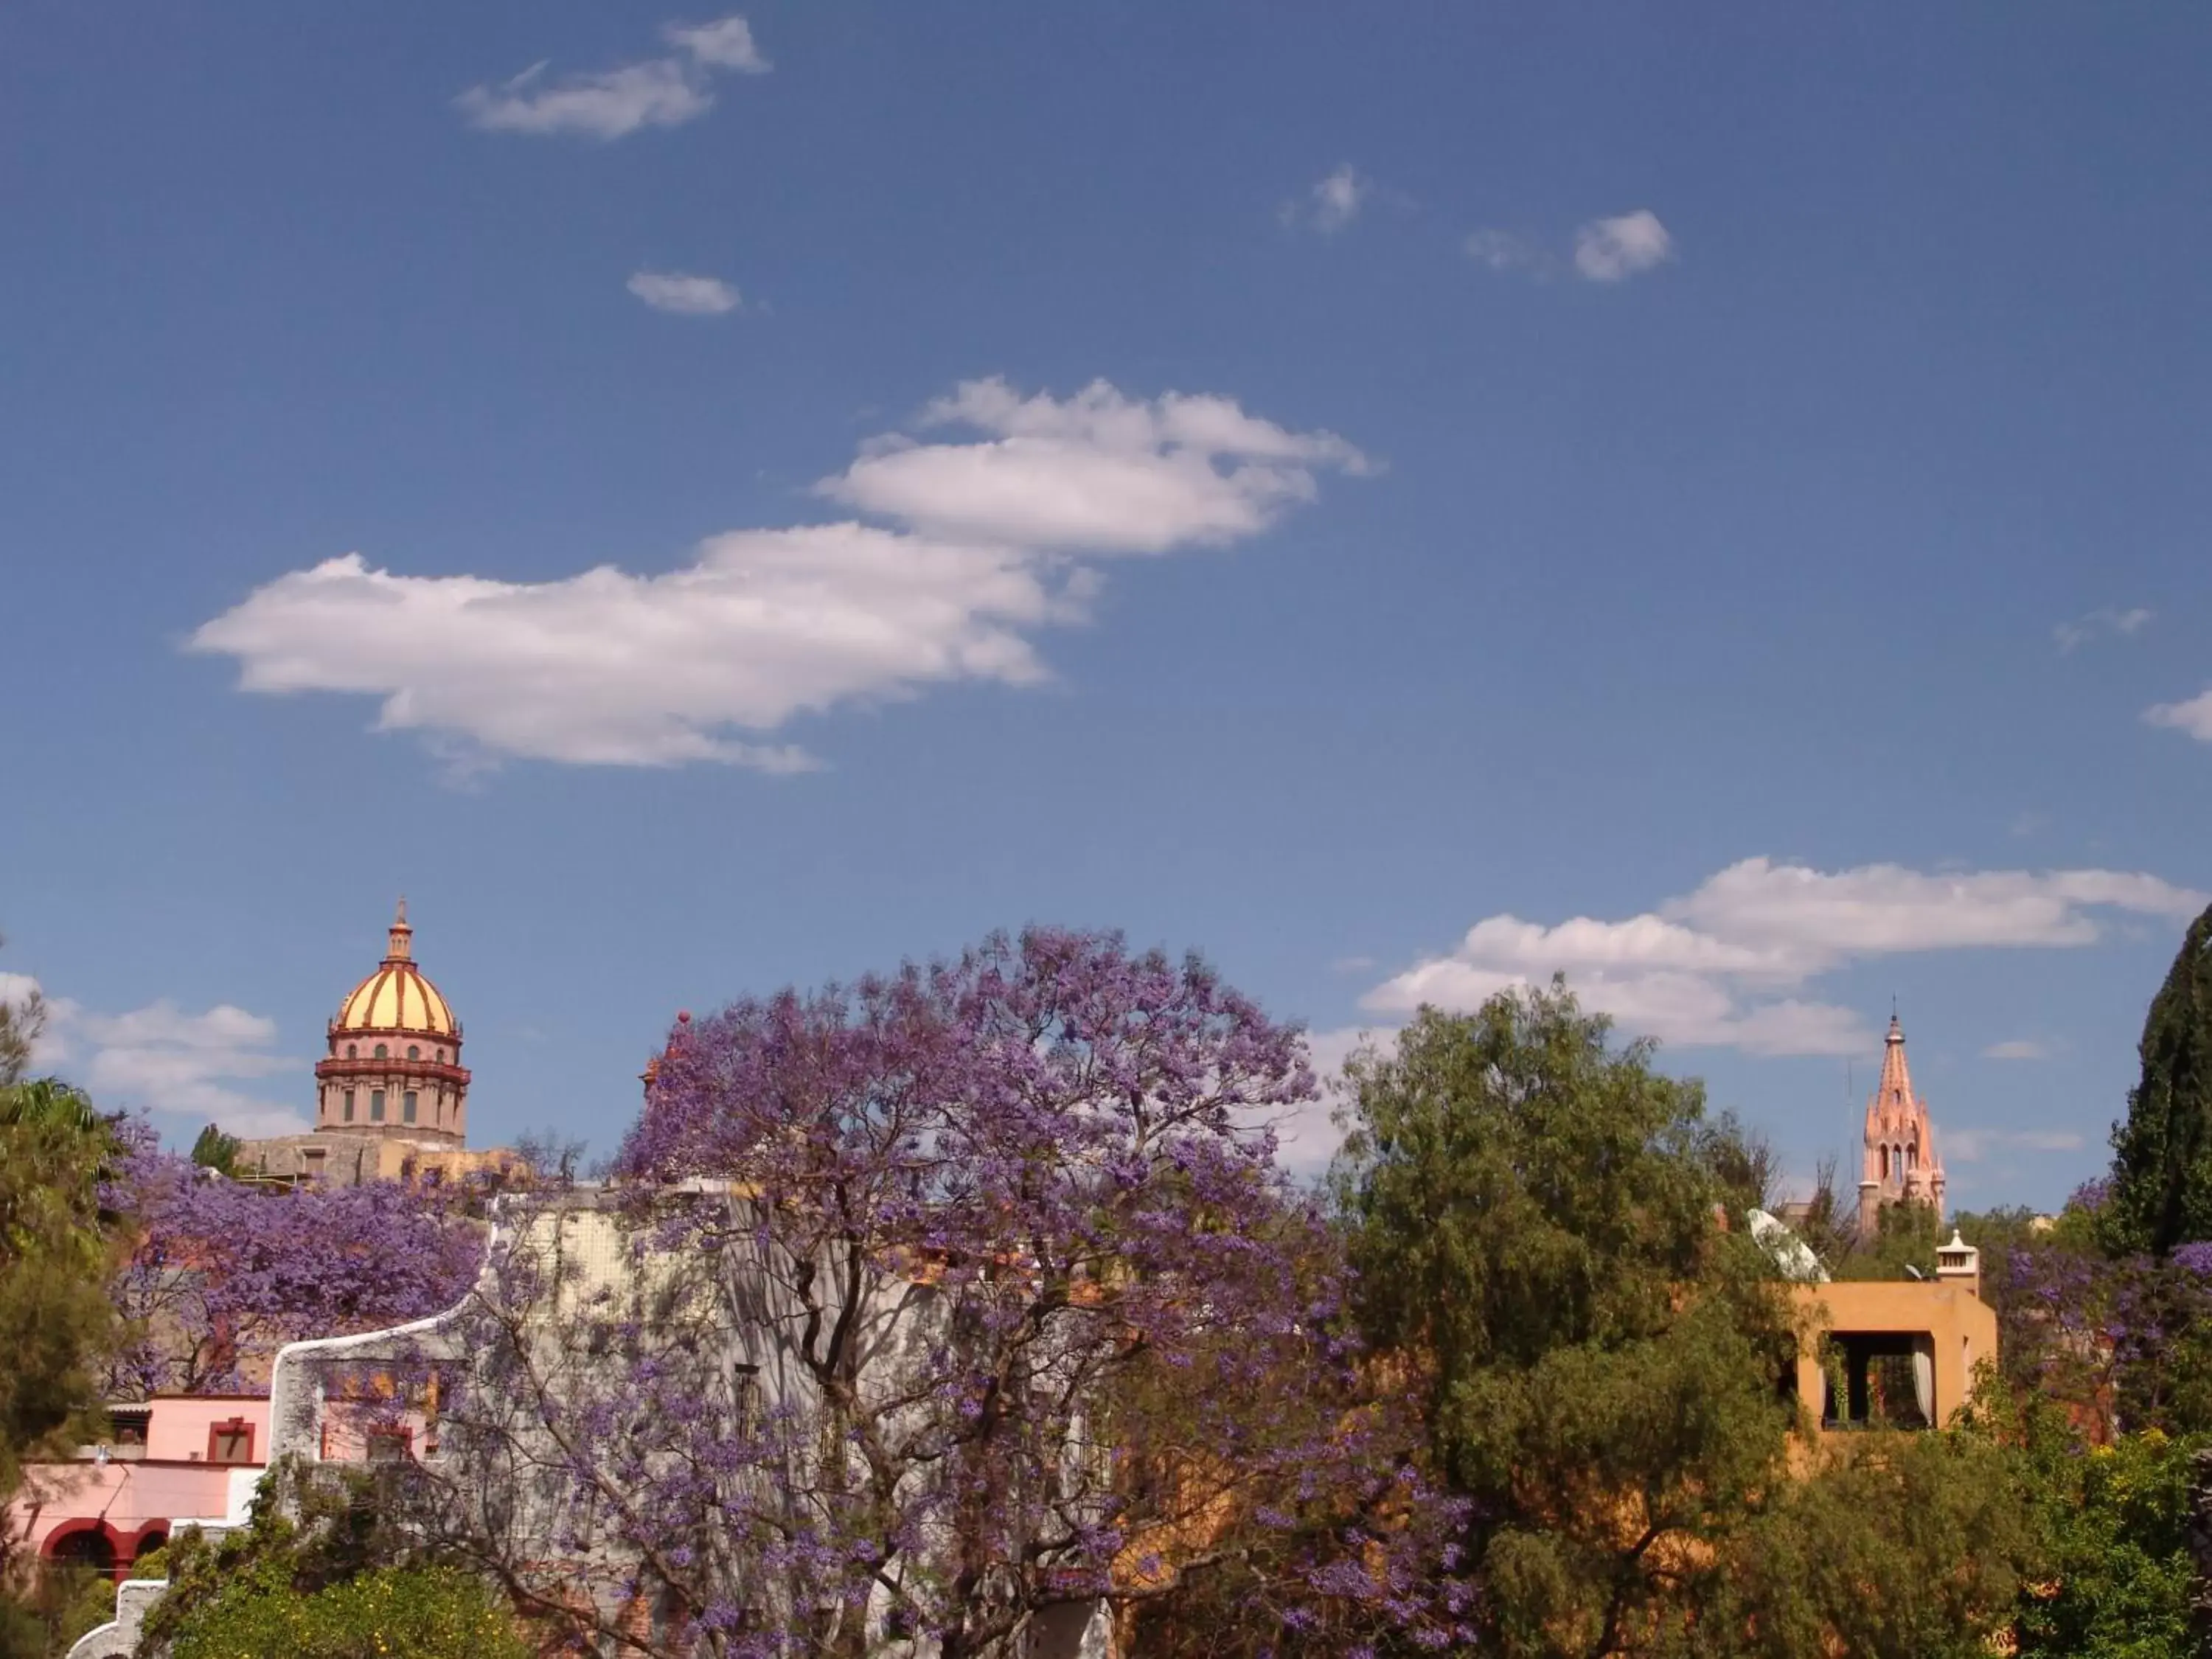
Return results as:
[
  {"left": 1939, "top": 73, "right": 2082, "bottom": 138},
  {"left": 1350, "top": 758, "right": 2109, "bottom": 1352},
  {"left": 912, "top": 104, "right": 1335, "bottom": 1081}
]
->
[{"left": 27, "top": 954, "right": 1994, "bottom": 1658}]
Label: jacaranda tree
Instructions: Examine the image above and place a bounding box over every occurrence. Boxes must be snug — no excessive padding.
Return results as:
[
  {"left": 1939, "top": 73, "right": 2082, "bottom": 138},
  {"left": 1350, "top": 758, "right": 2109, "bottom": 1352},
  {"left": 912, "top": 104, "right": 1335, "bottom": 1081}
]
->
[
  {"left": 107, "top": 1150, "right": 484, "bottom": 1398},
  {"left": 408, "top": 928, "right": 1467, "bottom": 1659}
]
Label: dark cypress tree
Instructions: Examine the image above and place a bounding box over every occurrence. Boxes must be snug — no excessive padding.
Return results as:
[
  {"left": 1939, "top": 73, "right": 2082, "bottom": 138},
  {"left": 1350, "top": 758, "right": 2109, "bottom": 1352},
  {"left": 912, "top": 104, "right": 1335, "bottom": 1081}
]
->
[{"left": 2107, "top": 902, "right": 2212, "bottom": 1255}]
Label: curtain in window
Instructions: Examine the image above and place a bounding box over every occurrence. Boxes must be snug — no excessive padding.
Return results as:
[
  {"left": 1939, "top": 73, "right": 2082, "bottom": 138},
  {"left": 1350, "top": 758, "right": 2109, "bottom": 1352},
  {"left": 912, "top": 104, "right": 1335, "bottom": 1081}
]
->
[{"left": 1910, "top": 1335, "right": 1935, "bottom": 1425}]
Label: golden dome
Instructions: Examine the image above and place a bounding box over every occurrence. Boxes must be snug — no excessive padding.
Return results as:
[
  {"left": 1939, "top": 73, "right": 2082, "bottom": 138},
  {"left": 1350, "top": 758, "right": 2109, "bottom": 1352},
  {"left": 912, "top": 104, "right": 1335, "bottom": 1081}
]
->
[{"left": 333, "top": 900, "right": 458, "bottom": 1037}]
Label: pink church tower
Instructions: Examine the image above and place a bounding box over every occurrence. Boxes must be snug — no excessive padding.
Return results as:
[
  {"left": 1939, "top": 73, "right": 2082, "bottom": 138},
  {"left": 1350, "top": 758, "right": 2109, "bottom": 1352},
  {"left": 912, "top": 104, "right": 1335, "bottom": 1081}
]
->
[{"left": 1856, "top": 1012, "right": 1945, "bottom": 1234}]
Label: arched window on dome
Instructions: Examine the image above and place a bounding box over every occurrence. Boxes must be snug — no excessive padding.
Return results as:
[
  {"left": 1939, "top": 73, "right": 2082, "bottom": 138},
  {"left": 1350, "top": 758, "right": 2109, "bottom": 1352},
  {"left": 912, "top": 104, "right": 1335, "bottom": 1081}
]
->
[
  {"left": 436, "top": 1049, "right": 445, "bottom": 1064},
  {"left": 347, "top": 1043, "right": 358, "bottom": 1059},
  {"left": 407, "top": 1045, "right": 420, "bottom": 1061},
  {"left": 374, "top": 1043, "right": 388, "bottom": 1060}
]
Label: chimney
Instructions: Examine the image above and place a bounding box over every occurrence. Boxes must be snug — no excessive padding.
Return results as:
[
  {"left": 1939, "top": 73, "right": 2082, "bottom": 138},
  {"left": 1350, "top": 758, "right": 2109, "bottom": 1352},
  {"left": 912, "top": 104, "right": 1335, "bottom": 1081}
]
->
[{"left": 1935, "top": 1228, "right": 1980, "bottom": 1301}]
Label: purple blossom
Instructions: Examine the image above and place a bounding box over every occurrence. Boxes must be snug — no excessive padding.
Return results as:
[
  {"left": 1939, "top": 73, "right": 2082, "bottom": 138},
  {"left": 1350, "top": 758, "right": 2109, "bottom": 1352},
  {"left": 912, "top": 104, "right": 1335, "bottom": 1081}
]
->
[
  {"left": 106, "top": 1148, "right": 483, "bottom": 1397},
  {"left": 409, "top": 929, "right": 1467, "bottom": 1657}
]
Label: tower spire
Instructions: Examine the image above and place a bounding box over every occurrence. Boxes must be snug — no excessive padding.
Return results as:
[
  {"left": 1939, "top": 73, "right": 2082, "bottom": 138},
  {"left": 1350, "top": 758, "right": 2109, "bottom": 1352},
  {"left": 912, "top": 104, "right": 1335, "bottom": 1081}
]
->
[{"left": 1859, "top": 1006, "right": 1945, "bottom": 1231}]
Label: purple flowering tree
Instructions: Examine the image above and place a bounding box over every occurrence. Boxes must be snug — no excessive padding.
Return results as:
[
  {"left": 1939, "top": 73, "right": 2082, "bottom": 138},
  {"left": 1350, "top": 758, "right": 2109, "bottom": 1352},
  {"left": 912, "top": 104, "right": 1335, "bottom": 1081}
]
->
[
  {"left": 1992, "top": 1182, "right": 2212, "bottom": 1438},
  {"left": 107, "top": 1150, "right": 484, "bottom": 1398},
  {"left": 408, "top": 928, "right": 1467, "bottom": 1659}
]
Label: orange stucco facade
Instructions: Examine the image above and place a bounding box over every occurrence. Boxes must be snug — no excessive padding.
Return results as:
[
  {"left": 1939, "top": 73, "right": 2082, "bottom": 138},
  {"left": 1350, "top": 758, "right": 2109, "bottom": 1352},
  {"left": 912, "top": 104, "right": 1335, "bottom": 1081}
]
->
[{"left": 1789, "top": 1277, "right": 1995, "bottom": 1433}]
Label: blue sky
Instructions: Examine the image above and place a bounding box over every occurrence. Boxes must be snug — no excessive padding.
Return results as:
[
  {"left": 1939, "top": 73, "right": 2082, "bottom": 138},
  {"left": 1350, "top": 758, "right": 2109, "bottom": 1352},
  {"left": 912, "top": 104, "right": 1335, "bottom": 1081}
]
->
[{"left": 5, "top": 3, "right": 2210, "bottom": 1209}]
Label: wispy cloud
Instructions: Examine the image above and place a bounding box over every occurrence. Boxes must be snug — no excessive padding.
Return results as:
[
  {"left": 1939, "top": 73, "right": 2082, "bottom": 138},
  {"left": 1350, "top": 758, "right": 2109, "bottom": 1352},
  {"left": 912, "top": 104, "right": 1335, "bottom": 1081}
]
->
[
  {"left": 660, "top": 16, "right": 769, "bottom": 72},
  {"left": 1462, "top": 209, "right": 1674, "bottom": 284},
  {"left": 1362, "top": 858, "right": 2205, "bottom": 1057},
  {"left": 29, "top": 987, "right": 307, "bottom": 1138},
  {"left": 2055, "top": 605, "right": 2153, "bottom": 654},
  {"left": 1982, "top": 1039, "right": 2050, "bottom": 1061},
  {"left": 1282, "top": 164, "right": 1372, "bottom": 234},
  {"left": 456, "top": 14, "right": 768, "bottom": 140},
  {"left": 1572, "top": 210, "right": 1674, "bottom": 282},
  {"left": 627, "top": 271, "right": 742, "bottom": 315},
  {"left": 1463, "top": 229, "right": 1545, "bottom": 273},
  {"left": 2146, "top": 689, "right": 2212, "bottom": 743},
  {"left": 191, "top": 379, "right": 1371, "bottom": 773},
  {"left": 1946, "top": 1126, "right": 2083, "bottom": 1161}
]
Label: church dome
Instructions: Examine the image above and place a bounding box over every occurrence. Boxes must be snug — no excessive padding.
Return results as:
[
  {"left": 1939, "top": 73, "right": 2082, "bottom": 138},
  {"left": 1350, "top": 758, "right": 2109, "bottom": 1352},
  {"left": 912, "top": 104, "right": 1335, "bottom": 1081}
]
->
[{"left": 334, "top": 901, "right": 457, "bottom": 1037}]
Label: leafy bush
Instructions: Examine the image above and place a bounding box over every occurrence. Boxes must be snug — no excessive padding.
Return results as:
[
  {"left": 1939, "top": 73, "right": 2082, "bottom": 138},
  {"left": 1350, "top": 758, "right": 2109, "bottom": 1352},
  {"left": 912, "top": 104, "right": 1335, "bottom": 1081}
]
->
[{"left": 166, "top": 1562, "right": 529, "bottom": 1659}]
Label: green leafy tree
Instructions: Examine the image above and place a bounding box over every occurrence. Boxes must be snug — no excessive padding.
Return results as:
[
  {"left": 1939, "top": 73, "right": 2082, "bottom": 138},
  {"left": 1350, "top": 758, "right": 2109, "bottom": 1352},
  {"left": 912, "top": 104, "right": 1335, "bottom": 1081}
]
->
[
  {"left": 189, "top": 1122, "right": 240, "bottom": 1177},
  {"left": 0, "top": 1082, "right": 127, "bottom": 1658},
  {"left": 1706, "top": 1430, "right": 2037, "bottom": 1659},
  {"left": 147, "top": 1460, "right": 531, "bottom": 1658},
  {"left": 2014, "top": 1425, "right": 2203, "bottom": 1659},
  {"left": 1332, "top": 982, "right": 1806, "bottom": 1656},
  {"left": 0, "top": 933, "right": 43, "bottom": 1090},
  {"left": 166, "top": 1563, "right": 531, "bottom": 1659},
  {"left": 1333, "top": 981, "right": 2039, "bottom": 1658},
  {"left": 1833, "top": 1196, "right": 1943, "bottom": 1282},
  {"left": 0, "top": 1084, "right": 123, "bottom": 1520},
  {"left": 2107, "top": 902, "right": 2212, "bottom": 1256},
  {"left": 0, "top": 1562, "right": 115, "bottom": 1659}
]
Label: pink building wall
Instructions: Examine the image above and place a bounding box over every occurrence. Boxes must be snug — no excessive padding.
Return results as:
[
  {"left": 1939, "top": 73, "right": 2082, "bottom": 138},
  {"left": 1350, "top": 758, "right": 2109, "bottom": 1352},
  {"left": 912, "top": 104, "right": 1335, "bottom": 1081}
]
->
[{"left": 4, "top": 1397, "right": 268, "bottom": 1579}]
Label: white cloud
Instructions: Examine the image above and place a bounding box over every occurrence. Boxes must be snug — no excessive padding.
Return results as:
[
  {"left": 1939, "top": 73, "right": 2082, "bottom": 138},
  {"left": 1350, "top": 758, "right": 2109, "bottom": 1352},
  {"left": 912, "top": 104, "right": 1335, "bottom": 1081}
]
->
[
  {"left": 1945, "top": 1127, "right": 2084, "bottom": 1162},
  {"left": 34, "top": 995, "right": 307, "bottom": 1138},
  {"left": 456, "top": 14, "right": 766, "bottom": 140},
  {"left": 1, "top": 971, "right": 66, "bottom": 1071},
  {"left": 192, "top": 380, "right": 1367, "bottom": 771},
  {"left": 1983, "top": 1039, "right": 2050, "bottom": 1062},
  {"left": 1363, "top": 857, "right": 2205, "bottom": 1058},
  {"left": 627, "top": 271, "right": 742, "bottom": 315},
  {"left": 2054, "top": 605, "right": 2153, "bottom": 654},
  {"left": 456, "top": 59, "right": 712, "bottom": 139},
  {"left": 662, "top": 15, "right": 770, "bottom": 72},
  {"left": 823, "top": 378, "right": 1368, "bottom": 554},
  {"left": 1464, "top": 229, "right": 1544, "bottom": 273},
  {"left": 1253, "top": 1025, "right": 1387, "bottom": 1179},
  {"left": 1284, "top": 164, "right": 1371, "bottom": 234},
  {"left": 2147, "top": 689, "right": 2212, "bottom": 743},
  {"left": 1572, "top": 209, "right": 1674, "bottom": 282}
]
